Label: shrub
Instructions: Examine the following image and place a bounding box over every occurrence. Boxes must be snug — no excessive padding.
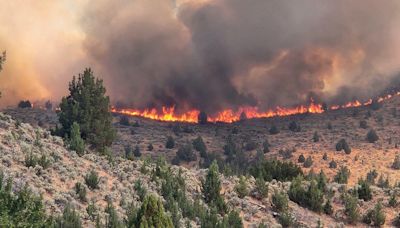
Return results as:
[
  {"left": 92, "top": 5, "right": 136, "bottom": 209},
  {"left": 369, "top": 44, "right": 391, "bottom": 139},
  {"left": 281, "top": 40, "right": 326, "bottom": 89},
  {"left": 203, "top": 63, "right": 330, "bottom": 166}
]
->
[
  {"left": 198, "top": 111, "right": 208, "bottom": 124},
  {"left": 377, "top": 175, "right": 390, "bottom": 188},
  {"left": 134, "top": 179, "right": 147, "bottom": 201},
  {"left": 165, "top": 136, "right": 175, "bottom": 149},
  {"left": 389, "top": 193, "right": 397, "bottom": 207},
  {"left": 269, "top": 125, "right": 279, "bottom": 135},
  {"left": 134, "top": 195, "right": 174, "bottom": 227},
  {"left": 172, "top": 142, "right": 196, "bottom": 165},
  {"left": 370, "top": 99, "right": 382, "bottom": 110},
  {"left": 58, "top": 68, "right": 115, "bottom": 152},
  {"left": 224, "top": 210, "right": 243, "bottom": 228},
  {"left": 322, "top": 153, "right": 328, "bottom": 160},
  {"left": 38, "top": 154, "right": 50, "bottom": 169},
  {"left": 234, "top": 176, "right": 249, "bottom": 199},
  {"left": 272, "top": 191, "right": 289, "bottom": 212},
  {"left": 250, "top": 159, "right": 303, "bottom": 182},
  {"left": 363, "top": 202, "right": 385, "bottom": 227},
  {"left": 133, "top": 145, "right": 141, "bottom": 157},
  {"left": 357, "top": 179, "right": 372, "bottom": 201},
  {"left": 262, "top": 139, "right": 270, "bottom": 153},
  {"left": 0, "top": 172, "right": 50, "bottom": 226},
  {"left": 366, "top": 129, "right": 379, "bottom": 143},
  {"left": 74, "top": 182, "right": 87, "bottom": 202},
  {"left": 336, "top": 139, "right": 351, "bottom": 154},
  {"left": 366, "top": 169, "right": 378, "bottom": 184},
  {"left": 119, "top": 115, "right": 130, "bottom": 126},
  {"left": 18, "top": 100, "right": 32, "bottom": 109},
  {"left": 344, "top": 194, "right": 360, "bottom": 224},
  {"left": 69, "top": 122, "right": 85, "bottom": 156},
  {"left": 298, "top": 154, "right": 305, "bottom": 163},
  {"left": 85, "top": 170, "right": 100, "bottom": 190},
  {"left": 313, "top": 131, "right": 320, "bottom": 142},
  {"left": 288, "top": 177, "right": 324, "bottom": 212},
  {"left": 303, "top": 156, "right": 313, "bottom": 168},
  {"left": 105, "top": 201, "right": 123, "bottom": 228},
  {"left": 289, "top": 121, "right": 301, "bottom": 132},
  {"left": 278, "top": 211, "right": 294, "bottom": 228},
  {"left": 334, "top": 166, "right": 350, "bottom": 184},
  {"left": 147, "top": 143, "right": 153, "bottom": 151},
  {"left": 125, "top": 145, "right": 134, "bottom": 160},
  {"left": 359, "top": 120, "right": 368, "bottom": 129},
  {"left": 45, "top": 100, "right": 52, "bottom": 110},
  {"left": 25, "top": 152, "right": 38, "bottom": 168},
  {"left": 255, "top": 177, "right": 268, "bottom": 199},
  {"left": 244, "top": 138, "right": 258, "bottom": 151},
  {"left": 55, "top": 204, "right": 82, "bottom": 228},
  {"left": 329, "top": 160, "right": 337, "bottom": 169},
  {"left": 193, "top": 136, "right": 207, "bottom": 158},
  {"left": 323, "top": 199, "right": 333, "bottom": 215}
]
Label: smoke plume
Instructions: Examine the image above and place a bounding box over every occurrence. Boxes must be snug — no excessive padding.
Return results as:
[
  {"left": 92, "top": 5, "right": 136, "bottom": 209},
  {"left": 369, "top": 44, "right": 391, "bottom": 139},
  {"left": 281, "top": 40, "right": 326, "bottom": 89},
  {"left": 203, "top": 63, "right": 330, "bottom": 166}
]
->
[{"left": 1, "top": 0, "right": 400, "bottom": 113}]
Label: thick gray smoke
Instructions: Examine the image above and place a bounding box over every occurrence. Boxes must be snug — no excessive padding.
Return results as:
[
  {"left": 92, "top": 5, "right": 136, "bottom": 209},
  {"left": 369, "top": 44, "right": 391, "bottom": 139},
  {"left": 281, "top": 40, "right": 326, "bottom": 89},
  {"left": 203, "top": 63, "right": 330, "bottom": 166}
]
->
[{"left": 81, "top": 0, "right": 400, "bottom": 113}]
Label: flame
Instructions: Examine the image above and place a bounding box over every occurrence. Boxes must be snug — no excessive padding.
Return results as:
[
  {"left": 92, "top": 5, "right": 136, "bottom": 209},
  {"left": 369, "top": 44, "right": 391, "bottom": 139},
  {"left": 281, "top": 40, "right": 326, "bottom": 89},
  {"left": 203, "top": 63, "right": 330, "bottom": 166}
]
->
[{"left": 112, "top": 92, "right": 400, "bottom": 123}]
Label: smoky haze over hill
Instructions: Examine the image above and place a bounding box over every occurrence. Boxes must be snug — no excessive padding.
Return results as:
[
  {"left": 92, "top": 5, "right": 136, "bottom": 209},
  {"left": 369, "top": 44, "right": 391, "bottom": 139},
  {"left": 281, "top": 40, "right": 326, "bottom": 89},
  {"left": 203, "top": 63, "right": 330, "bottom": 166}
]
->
[{"left": 1, "top": 0, "right": 400, "bottom": 113}]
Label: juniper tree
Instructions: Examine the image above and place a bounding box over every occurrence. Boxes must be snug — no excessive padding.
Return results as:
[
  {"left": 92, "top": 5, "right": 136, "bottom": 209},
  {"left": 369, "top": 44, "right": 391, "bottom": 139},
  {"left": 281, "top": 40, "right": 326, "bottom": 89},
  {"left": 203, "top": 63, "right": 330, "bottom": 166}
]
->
[
  {"left": 135, "top": 195, "right": 173, "bottom": 228},
  {"left": 202, "top": 161, "right": 226, "bottom": 213},
  {"left": 58, "top": 68, "right": 115, "bottom": 152}
]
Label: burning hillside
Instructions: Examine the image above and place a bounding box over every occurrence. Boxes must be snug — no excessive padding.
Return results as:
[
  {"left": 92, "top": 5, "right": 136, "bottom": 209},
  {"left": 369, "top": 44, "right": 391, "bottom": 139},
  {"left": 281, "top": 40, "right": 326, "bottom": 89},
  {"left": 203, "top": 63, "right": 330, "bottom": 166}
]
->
[{"left": 111, "top": 92, "right": 399, "bottom": 123}]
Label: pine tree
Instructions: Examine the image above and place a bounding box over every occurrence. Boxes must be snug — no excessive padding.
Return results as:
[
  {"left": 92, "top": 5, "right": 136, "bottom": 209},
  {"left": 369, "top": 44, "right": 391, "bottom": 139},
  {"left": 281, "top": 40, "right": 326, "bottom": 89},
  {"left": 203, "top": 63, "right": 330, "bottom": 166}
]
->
[
  {"left": 135, "top": 195, "right": 173, "bottom": 228},
  {"left": 55, "top": 204, "right": 83, "bottom": 228},
  {"left": 69, "top": 122, "right": 85, "bottom": 156},
  {"left": 234, "top": 176, "right": 249, "bottom": 199},
  {"left": 58, "top": 68, "right": 115, "bottom": 152}
]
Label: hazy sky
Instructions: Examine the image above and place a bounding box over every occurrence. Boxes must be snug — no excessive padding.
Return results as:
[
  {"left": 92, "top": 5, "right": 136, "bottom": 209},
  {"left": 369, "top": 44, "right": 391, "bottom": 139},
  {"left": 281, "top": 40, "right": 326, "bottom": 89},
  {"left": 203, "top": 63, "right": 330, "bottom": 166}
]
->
[{"left": 1, "top": 0, "right": 400, "bottom": 112}]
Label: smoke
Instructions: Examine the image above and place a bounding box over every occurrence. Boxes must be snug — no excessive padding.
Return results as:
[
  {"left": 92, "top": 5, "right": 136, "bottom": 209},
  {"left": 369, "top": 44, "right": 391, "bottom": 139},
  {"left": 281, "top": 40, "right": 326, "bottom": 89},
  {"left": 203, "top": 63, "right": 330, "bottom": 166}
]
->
[{"left": 1, "top": 0, "right": 400, "bottom": 113}]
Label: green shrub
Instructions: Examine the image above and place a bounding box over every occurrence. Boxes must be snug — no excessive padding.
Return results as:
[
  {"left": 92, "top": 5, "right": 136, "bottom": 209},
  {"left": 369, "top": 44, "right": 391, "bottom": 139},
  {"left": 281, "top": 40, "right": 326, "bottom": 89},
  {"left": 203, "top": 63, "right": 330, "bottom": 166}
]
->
[
  {"left": 298, "top": 154, "right": 305, "bottom": 163},
  {"left": 25, "top": 152, "right": 38, "bottom": 168},
  {"left": 202, "top": 161, "right": 226, "bottom": 213},
  {"left": 125, "top": 145, "right": 134, "bottom": 160},
  {"left": 133, "top": 145, "right": 141, "bottom": 157},
  {"left": 165, "top": 136, "right": 175, "bottom": 149},
  {"left": 313, "top": 131, "right": 320, "bottom": 142},
  {"left": 86, "top": 201, "right": 98, "bottom": 222},
  {"left": 74, "top": 182, "right": 87, "bottom": 202},
  {"left": 255, "top": 177, "right": 268, "bottom": 199},
  {"left": 329, "top": 160, "right": 337, "bottom": 169},
  {"left": 55, "top": 204, "right": 82, "bottom": 228},
  {"left": 344, "top": 194, "right": 360, "bottom": 224},
  {"left": 0, "top": 172, "right": 50, "bottom": 226},
  {"left": 278, "top": 211, "right": 294, "bottom": 228},
  {"left": 262, "top": 139, "right": 270, "bottom": 153},
  {"left": 234, "top": 176, "right": 249, "bottom": 199},
  {"left": 147, "top": 143, "right": 153, "bottom": 151},
  {"left": 193, "top": 136, "right": 207, "bottom": 158},
  {"left": 272, "top": 191, "right": 289, "bottom": 212},
  {"left": 363, "top": 202, "right": 385, "bottom": 227},
  {"left": 366, "top": 129, "right": 379, "bottom": 143},
  {"left": 377, "top": 175, "right": 390, "bottom": 188},
  {"left": 334, "top": 166, "right": 350, "bottom": 184},
  {"left": 323, "top": 199, "right": 333, "bottom": 215},
  {"left": 303, "top": 156, "right": 313, "bottom": 168},
  {"left": 269, "top": 125, "right": 279, "bottom": 135},
  {"left": 250, "top": 159, "right": 303, "bottom": 182},
  {"left": 134, "top": 179, "right": 147, "bottom": 201},
  {"left": 389, "top": 193, "right": 397, "bottom": 207},
  {"left": 38, "top": 154, "right": 51, "bottom": 169},
  {"left": 135, "top": 195, "right": 173, "bottom": 228},
  {"left": 105, "top": 201, "right": 123, "bottom": 228},
  {"left": 359, "top": 120, "right": 368, "bottom": 129},
  {"left": 119, "top": 116, "right": 130, "bottom": 126},
  {"left": 69, "top": 122, "right": 85, "bottom": 156},
  {"left": 289, "top": 121, "right": 301, "bottom": 132},
  {"left": 366, "top": 169, "right": 378, "bottom": 184},
  {"left": 322, "top": 153, "right": 328, "bottom": 160},
  {"left": 172, "top": 142, "right": 196, "bottom": 165},
  {"left": 84, "top": 170, "right": 100, "bottom": 190},
  {"left": 392, "top": 155, "right": 400, "bottom": 170},
  {"left": 357, "top": 179, "right": 372, "bottom": 201}
]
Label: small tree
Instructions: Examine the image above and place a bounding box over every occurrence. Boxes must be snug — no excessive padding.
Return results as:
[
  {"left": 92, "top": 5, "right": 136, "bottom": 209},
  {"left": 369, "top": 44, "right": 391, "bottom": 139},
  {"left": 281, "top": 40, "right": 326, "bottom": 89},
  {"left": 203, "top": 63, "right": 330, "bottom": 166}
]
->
[
  {"left": 193, "top": 136, "right": 207, "bottom": 158},
  {"left": 289, "top": 121, "right": 301, "bottom": 132},
  {"left": 313, "top": 131, "right": 320, "bottom": 142},
  {"left": 135, "top": 195, "right": 173, "bottom": 228},
  {"left": 165, "top": 136, "right": 175, "bottom": 149},
  {"left": 269, "top": 125, "right": 279, "bottom": 135},
  {"left": 272, "top": 191, "right": 289, "bottom": 212},
  {"left": 334, "top": 166, "right": 350, "bottom": 184},
  {"left": 357, "top": 179, "right": 372, "bottom": 201},
  {"left": 363, "top": 202, "right": 385, "bottom": 226},
  {"left": 55, "top": 204, "right": 83, "bottom": 228},
  {"left": 172, "top": 142, "right": 196, "bottom": 165},
  {"left": 85, "top": 170, "right": 100, "bottom": 190},
  {"left": 234, "top": 176, "right": 249, "bottom": 198},
  {"left": 323, "top": 199, "right": 333, "bottom": 215},
  {"left": 133, "top": 145, "right": 141, "bottom": 157},
  {"left": 298, "top": 154, "right": 305, "bottom": 163},
  {"left": 147, "top": 143, "right": 154, "bottom": 151},
  {"left": 366, "top": 129, "right": 379, "bottom": 143},
  {"left": 119, "top": 116, "right": 130, "bottom": 126},
  {"left": 262, "top": 139, "right": 270, "bottom": 153},
  {"left": 198, "top": 111, "right": 208, "bottom": 124},
  {"left": 69, "top": 122, "right": 85, "bottom": 156},
  {"left": 329, "top": 160, "right": 337, "bottom": 169},
  {"left": 255, "top": 177, "right": 268, "bottom": 199},
  {"left": 202, "top": 161, "right": 226, "bottom": 213},
  {"left": 359, "top": 120, "right": 368, "bottom": 129},
  {"left": 74, "top": 182, "right": 87, "bottom": 202},
  {"left": 336, "top": 139, "right": 351, "bottom": 154},
  {"left": 344, "top": 194, "right": 360, "bottom": 224},
  {"left": 303, "top": 156, "right": 313, "bottom": 168},
  {"left": 392, "top": 155, "right": 400, "bottom": 170}
]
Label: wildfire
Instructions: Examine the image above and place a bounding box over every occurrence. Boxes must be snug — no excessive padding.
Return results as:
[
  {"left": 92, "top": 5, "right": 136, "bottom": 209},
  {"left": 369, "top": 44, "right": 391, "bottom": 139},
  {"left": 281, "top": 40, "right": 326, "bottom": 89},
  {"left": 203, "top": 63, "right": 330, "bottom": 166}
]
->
[{"left": 111, "top": 92, "right": 400, "bottom": 123}]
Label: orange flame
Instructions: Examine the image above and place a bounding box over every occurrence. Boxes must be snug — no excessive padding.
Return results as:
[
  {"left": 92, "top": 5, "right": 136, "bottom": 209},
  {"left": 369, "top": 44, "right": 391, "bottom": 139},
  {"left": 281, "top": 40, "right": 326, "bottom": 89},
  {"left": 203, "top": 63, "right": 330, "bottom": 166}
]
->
[{"left": 112, "top": 92, "right": 400, "bottom": 123}]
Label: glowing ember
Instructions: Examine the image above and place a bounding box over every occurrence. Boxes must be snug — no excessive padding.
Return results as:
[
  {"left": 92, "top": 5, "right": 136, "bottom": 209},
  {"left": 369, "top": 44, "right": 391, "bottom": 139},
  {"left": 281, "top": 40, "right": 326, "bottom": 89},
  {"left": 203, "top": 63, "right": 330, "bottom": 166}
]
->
[{"left": 112, "top": 92, "right": 400, "bottom": 123}]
